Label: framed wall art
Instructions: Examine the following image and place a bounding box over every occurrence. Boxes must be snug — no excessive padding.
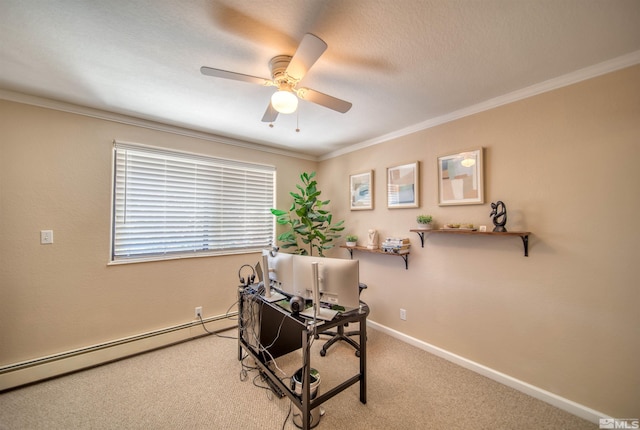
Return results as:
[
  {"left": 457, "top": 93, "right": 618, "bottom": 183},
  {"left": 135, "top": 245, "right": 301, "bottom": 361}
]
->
[
  {"left": 350, "top": 170, "right": 373, "bottom": 210},
  {"left": 437, "top": 147, "right": 484, "bottom": 206},
  {"left": 387, "top": 162, "right": 419, "bottom": 208}
]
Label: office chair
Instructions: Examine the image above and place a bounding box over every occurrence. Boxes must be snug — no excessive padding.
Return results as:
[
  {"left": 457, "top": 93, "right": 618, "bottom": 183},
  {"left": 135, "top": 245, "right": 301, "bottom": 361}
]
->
[{"left": 316, "top": 283, "right": 367, "bottom": 357}]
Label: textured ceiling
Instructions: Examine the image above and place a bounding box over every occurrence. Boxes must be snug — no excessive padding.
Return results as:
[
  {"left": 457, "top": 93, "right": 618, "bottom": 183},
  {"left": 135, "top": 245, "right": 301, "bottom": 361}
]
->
[{"left": 1, "top": 0, "right": 640, "bottom": 158}]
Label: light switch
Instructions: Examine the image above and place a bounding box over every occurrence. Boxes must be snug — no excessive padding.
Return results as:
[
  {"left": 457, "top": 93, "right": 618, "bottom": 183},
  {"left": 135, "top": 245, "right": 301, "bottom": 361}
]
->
[{"left": 40, "top": 230, "right": 54, "bottom": 244}]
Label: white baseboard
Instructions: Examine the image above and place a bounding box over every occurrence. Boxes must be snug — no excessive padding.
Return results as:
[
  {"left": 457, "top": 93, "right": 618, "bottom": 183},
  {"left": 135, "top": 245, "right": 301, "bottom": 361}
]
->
[
  {"left": 0, "top": 314, "right": 236, "bottom": 392},
  {"left": 367, "top": 320, "right": 609, "bottom": 424}
]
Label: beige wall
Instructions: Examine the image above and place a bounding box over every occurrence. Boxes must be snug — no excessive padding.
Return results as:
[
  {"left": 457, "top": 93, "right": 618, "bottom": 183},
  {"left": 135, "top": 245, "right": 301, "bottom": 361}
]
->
[
  {"left": 1, "top": 64, "right": 639, "bottom": 418},
  {"left": 0, "top": 100, "right": 316, "bottom": 364},
  {"left": 319, "top": 65, "right": 640, "bottom": 417}
]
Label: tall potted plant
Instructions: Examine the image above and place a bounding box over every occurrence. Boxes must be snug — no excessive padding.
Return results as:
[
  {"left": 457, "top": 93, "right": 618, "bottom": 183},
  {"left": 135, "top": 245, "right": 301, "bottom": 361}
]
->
[{"left": 271, "top": 172, "right": 345, "bottom": 257}]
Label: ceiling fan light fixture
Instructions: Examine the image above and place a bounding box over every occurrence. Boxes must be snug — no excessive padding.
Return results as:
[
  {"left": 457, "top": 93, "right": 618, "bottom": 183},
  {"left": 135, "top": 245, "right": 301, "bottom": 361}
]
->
[{"left": 271, "top": 90, "right": 298, "bottom": 114}]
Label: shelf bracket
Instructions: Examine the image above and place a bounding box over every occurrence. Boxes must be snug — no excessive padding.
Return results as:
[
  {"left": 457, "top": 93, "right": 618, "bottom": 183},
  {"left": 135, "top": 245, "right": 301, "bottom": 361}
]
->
[
  {"left": 520, "top": 235, "right": 529, "bottom": 257},
  {"left": 401, "top": 254, "right": 409, "bottom": 270},
  {"left": 413, "top": 231, "right": 426, "bottom": 248},
  {"left": 346, "top": 248, "right": 354, "bottom": 259}
]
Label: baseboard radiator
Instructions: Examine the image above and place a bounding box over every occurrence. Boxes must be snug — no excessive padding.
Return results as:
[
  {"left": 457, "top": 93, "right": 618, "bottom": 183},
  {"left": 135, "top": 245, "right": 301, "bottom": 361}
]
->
[{"left": 0, "top": 313, "right": 237, "bottom": 392}]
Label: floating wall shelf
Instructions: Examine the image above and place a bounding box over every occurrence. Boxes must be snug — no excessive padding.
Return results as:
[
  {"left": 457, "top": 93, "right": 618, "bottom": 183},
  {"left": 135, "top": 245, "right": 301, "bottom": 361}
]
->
[
  {"left": 340, "top": 245, "right": 409, "bottom": 269},
  {"left": 409, "top": 228, "right": 531, "bottom": 257}
]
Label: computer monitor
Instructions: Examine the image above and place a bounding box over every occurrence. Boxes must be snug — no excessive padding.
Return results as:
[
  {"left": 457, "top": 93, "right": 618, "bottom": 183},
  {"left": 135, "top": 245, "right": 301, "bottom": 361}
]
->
[
  {"left": 266, "top": 250, "right": 295, "bottom": 296},
  {"left": 318, "top": 257, "right": 360, "bottom": 309},
  {"left": 257, "top": 249, "right": 295, "bottom": 295},
  {"left": 291, "top": 254, "right": 316, "bottom": 300},
  {"left": 292, "top": 254, "right": 360, "bottom": 313},
  {"left": 260, "top": 252, "right": 286, "bottom": 303}
]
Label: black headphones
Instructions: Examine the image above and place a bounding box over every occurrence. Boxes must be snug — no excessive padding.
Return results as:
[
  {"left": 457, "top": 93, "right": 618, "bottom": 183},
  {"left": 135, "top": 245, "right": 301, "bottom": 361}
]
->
[{"left": 238, "top": 264, "right": 256, "bottom": 287}]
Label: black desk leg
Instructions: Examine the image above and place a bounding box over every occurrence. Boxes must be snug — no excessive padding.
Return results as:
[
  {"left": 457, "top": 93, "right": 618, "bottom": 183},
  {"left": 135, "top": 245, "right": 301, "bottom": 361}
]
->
[
  {"left": 302, "top": 328, "right": 311, "bottom": 430},
  {"left": 237, "top": 289, "right": 242, "bottom": 361},
  {"left": 360, "top": 315, "right": 367, "bottom": 404},
  {"left": 237, "top": 287, "right": 244, "bottom": 361}
]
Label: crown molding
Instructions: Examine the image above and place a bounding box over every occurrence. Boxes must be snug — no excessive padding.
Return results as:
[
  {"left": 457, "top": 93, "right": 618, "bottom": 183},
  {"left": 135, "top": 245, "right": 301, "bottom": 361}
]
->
[
  {"left": 321, "top": 50, "right": 640, "bottom": 161},
  {"left": 0, "top": 89, "right": 318, "bottom": 162}
]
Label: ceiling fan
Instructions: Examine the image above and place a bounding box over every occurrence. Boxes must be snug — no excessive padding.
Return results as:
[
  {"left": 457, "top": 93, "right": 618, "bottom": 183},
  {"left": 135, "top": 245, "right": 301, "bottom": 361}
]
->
[{"left": 200, "top": 33, "right": 352, "bottom": 123}]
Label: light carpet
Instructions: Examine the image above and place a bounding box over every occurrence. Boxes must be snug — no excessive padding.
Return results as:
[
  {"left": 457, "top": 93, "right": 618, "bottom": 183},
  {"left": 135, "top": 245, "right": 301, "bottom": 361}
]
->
[{"left": 0, "top": 326, "right": 596, "bottom": 429}]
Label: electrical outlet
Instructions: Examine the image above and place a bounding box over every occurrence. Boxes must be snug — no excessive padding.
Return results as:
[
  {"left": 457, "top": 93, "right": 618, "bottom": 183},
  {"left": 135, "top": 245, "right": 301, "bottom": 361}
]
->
[
  {"left": 40, "top": 230, "right": 54, "bottom": 244},
  {"left": 195, "top": 306, "right": 202, "bottom": 319},
  {"left": 400, "top": 308, "right": 407, "bottom": 321}
]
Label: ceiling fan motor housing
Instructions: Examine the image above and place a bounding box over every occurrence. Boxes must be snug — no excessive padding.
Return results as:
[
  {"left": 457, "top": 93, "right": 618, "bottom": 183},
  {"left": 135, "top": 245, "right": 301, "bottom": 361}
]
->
[{"left": 270, "top": 55, "right": 296, "bottom": 89}]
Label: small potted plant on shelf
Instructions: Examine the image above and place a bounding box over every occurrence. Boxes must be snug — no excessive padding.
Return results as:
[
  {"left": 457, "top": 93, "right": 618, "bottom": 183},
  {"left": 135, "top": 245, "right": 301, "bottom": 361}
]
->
[
  {"left": 345, "top": 235, "right": 358, "bottom": 247},
  {"left": 416, "top": 215, "right": 433, "bottom": 230}
]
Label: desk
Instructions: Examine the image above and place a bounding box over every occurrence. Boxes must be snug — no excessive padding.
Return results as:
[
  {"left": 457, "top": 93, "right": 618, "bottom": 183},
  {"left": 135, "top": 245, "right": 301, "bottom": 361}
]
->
[{"left": 238, "top": 286, "right": 369, "bottom": 430}]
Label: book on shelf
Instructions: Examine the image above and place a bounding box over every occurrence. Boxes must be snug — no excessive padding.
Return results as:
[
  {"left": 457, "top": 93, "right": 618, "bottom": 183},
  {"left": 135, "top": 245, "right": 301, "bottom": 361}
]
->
[
  {"left": 382, "top": 244, "right": 411, "bottom": 254},
  {"left": 383, "top": 237, "right": 410, "bottom": 247},
  {"left": 382, "top": 247, "right": 410, "bottom": 254}
]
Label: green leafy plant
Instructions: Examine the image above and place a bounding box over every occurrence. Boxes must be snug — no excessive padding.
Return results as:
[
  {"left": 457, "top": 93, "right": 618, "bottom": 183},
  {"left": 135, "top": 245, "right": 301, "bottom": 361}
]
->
[
  {"left": 345, "top": 235, "right": 358, "bottom": 242},
  {"left": 271, "top": 172, "right": 345, "bottom": 256},
  {"left": 417, "top": 214, "right": 433, "bottom": 224}
]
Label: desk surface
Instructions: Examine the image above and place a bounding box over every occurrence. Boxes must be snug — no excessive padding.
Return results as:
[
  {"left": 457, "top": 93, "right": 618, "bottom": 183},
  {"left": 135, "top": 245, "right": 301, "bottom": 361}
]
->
[{"left": 243, "top": 284, "right": 366, "bottom": 324}]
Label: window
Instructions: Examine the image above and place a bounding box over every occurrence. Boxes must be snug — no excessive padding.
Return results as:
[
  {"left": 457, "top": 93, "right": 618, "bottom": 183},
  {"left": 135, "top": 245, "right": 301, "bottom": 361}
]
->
[{"left": 111, "top": 142, "right": 275, "bottom": 263}]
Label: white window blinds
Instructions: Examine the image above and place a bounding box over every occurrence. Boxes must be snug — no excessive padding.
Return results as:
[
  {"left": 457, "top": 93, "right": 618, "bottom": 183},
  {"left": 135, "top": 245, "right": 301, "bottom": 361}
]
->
[{"left": 112, "top": 142, "right": 275, "bottom": 262}]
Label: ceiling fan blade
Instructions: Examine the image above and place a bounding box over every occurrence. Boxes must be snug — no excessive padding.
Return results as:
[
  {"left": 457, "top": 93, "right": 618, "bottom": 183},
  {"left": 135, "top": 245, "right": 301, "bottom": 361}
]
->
[
  {"left": 297, "top": 88, "right": 352, "bottom": 113},
  {"left": 200, "top": 66, "right": 271, "bottom": 86},
  {"left": 285, "top": 33, "right": 327, "bottom": 81},
  {"left": 261, "top": 102, "right": 279, "bottom": 123}
]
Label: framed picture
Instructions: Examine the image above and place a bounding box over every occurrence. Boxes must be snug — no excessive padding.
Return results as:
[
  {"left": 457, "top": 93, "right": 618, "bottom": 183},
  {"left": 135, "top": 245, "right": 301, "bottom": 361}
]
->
[
  {"left": 437, "top": 147, "right": 484, "bottom": 206},
  {"left": 387, "top": 162, "right": 419, "bottom": 208},
  {"left": 350, "top": 170, "right": 373, "bottom": 210}
]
